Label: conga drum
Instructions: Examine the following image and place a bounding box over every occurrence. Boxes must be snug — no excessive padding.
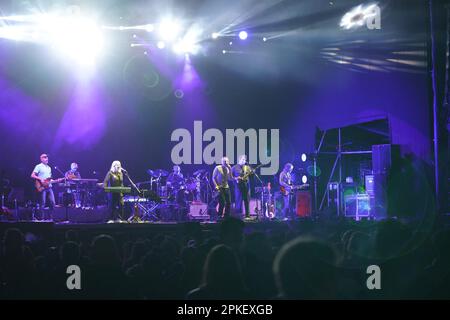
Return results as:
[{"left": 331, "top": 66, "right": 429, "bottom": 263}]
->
[{"left": 295, "top": 191, "right": 311, "bottom": 217}]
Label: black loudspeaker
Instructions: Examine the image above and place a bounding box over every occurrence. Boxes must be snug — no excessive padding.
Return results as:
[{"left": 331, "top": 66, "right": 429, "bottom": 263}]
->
[
  {"left": 371, "top": 145, "right": 399, "bottom": 219},
  {"left": 372, "top": 144, "right": 400, "bottom": 174},
  {"left": 372, "top": 174, "right": 387, "bottom": 220}
]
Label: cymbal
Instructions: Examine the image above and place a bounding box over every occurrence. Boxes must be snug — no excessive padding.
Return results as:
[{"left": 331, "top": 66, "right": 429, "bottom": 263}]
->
[
  {"left": 148, "top": 169, "right": 168, "bottom": 177},
  {"left": 156, "top": 169, "right": 168, "bottom": 176},
  {"left": 193, "top": 169, "right": 206, "bottom": 176}
]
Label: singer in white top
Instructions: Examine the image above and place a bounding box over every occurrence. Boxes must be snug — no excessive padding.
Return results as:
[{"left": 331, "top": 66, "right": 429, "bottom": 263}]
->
[{"left": 30, "top": 154, "right": 56, "bottom": 214}]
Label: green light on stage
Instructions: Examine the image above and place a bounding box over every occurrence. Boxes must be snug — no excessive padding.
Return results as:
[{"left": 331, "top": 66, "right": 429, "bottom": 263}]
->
[{"left": 307, "top": 165, "right": 321, "bottom": 177}]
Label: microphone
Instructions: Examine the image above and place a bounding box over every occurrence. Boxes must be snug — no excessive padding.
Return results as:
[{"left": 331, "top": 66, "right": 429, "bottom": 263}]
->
[{"left": 121, "top": 168, "right": 128, "bottom": 172}]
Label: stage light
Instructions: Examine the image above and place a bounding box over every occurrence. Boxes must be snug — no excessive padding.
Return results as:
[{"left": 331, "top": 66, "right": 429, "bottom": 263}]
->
[
  {"left": 49, "top": 17, "right": 104, "bottom": 67},
  {"left": 173, "top": 35, "right": 200, "bottom": 55},
  {"left": 173, "top": 39, "right": 199, "bottom": 55},
  {"left": 239, "top": 31, "right": 248, "bottom": 40},
  {"left": 174, "top": 89, "right": 184, "bottom": 99},
  {"left": 222, "top": 50, "right": 226, "bottom": 54},
  {"left": 263, "top": 37, "right": 267, "bottom": 42},
  {"left": 301, "top": 153, "right": 307, "bottom": 162},
  {"left": 157, "top": 41, "right": 166, "bottom": 49},
  {"left": 158, "top": 19, "right": 181, "bottom": 42},
  {"left": 302, "top": 175, "right": 308, "bottom": 184},
  {"left": 212, "top": 32, "right": 219, "bottom": 39},
  {"left": 229, "top": 41, "right": 233, "bottom": 45},
  {"left": 145, "top": 24, "right": 154, "bottom": 32}
]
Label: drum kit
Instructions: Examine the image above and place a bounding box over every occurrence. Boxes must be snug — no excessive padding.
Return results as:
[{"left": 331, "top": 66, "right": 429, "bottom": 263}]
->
[
  {"left": 139, "top": 168, "right": 209, "bottom": 204},
  {"left": 127, "top": 168, "right": 212, "bottom": 221}
]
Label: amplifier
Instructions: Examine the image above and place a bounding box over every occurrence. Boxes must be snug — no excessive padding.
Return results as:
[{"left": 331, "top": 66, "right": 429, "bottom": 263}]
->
[
  {"left": 188, "top": 202, "right": 209, "bottom": 220},
  {"left": 296, "top": 191, "right": 312, "bottom": 217}
]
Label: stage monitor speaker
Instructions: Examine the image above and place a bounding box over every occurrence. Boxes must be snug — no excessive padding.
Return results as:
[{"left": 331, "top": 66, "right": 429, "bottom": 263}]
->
[{"left": 189, "top": 202, "right": 209, "bottom": 220}]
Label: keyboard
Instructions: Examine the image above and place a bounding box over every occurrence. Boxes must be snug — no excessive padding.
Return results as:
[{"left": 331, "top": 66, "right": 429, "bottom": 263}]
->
[
  {"left": 70, "top": 178, "right": 99, "bottom": 183},
  {"left": 123, "top": 196, "right": 149, "bottom": 203},
  {"left": 104, "top": 187, "right": 132, "bottom": 193}
]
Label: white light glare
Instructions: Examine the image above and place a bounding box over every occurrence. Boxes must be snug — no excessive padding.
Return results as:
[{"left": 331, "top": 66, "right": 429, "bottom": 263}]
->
[
  {"left": 301, "top": 154, "right": 307, "bottom": 162},
  {"left": 340, "top": 3, "right": 378, "bottom": 30},
  {"left": 158, "top": 19, "right": 181, "bottom": 41},
  {"left": 238, "top": 31, "right": 248, "bottom": 40},
  {"left": 144, "top": 24, "right": 154, "bottom": 32},
  {"left": 173, "top": 39, "right": 199, "bottom": 55},
  {"left": 50, "top": 17, "right": 104, "bottom": 67},
  {"left": 157, "top": 41, "right": 166, "bottom": 49},
  {"left": 302, "top": 175, "right": 308, "bottom": 184}
]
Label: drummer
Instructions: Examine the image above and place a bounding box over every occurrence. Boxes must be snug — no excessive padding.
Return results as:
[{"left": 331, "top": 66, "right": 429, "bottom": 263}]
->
[
  {"left": 166, "top": 165, "right": 188, "bottom": 207},
  {"left": 166, "top": 165, "right": 184, "bottom": 191}
]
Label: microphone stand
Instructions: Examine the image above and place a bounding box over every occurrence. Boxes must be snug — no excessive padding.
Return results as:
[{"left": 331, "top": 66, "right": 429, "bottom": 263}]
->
[
  {"left": 251, "top": 168, "right": 265, "bottom": 220},
  {"left": 55, "top": 167, "right": 69, "bottom": 222},
  {"left": 123, "top": 171, "right": 142, "bottom": 223}
]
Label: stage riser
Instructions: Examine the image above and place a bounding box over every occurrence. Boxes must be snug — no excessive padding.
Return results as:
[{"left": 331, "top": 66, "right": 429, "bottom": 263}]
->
[{"left": 8, "top": 207, "right": 111, "bottom": 223}]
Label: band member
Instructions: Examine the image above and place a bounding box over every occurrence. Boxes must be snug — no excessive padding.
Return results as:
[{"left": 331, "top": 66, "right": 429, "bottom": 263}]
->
[
  {"left": 166, "top": 165, "right": 187, "bottom": 207},
  {"left": 212, "top": 156, "right": 232, "bottom": 218},
  {"left": 65, "top": 163, "right": 82, "bottom": 208},
  {"left": 279, "top": 163, "right": 294, "bottom": 220},
  {"left": 103, "top": 160, "right": 125, "bottom": 222},
  {"left": 31, "top": 154, "right": 56, "bottom": 217},
  {"left": 65, "top": 163, "right": 81, "bottom": 180},
  {"left": 166, "top": 165, "right": 184, "bottom": 190},
  {"left": 232, "top": 155, "right": 252, "bottom": 219}
]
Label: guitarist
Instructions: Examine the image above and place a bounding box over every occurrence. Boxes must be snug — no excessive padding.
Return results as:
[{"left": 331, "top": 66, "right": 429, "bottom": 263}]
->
[
  {"left": 30, "top": 154, "right": 56, "bottom": 215},
  {"left": 212, "top": 156, "right": 233, "bottom": 218},
  {"left": 231, "top": 155, "right": 252, "bottom": 219},
  {"left": 279, "top": 163, "right": 294, "bottom": 220}
]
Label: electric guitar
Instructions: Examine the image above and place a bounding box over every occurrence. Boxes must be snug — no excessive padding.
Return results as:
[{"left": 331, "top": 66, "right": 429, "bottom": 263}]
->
[
  {"left": 280, "top": 184, "right": 309, "bottom": 196},
  {"left": 234, "top": 164, "right": 264, "bottom": 183},
  {"left": 35, "top": 177, "right": 65, "bottom": 192}
]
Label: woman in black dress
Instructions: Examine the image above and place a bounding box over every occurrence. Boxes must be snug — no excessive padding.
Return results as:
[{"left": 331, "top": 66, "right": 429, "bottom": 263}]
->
[{"left": 103, "top": 161, "right": 125, "bottom": 222}]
